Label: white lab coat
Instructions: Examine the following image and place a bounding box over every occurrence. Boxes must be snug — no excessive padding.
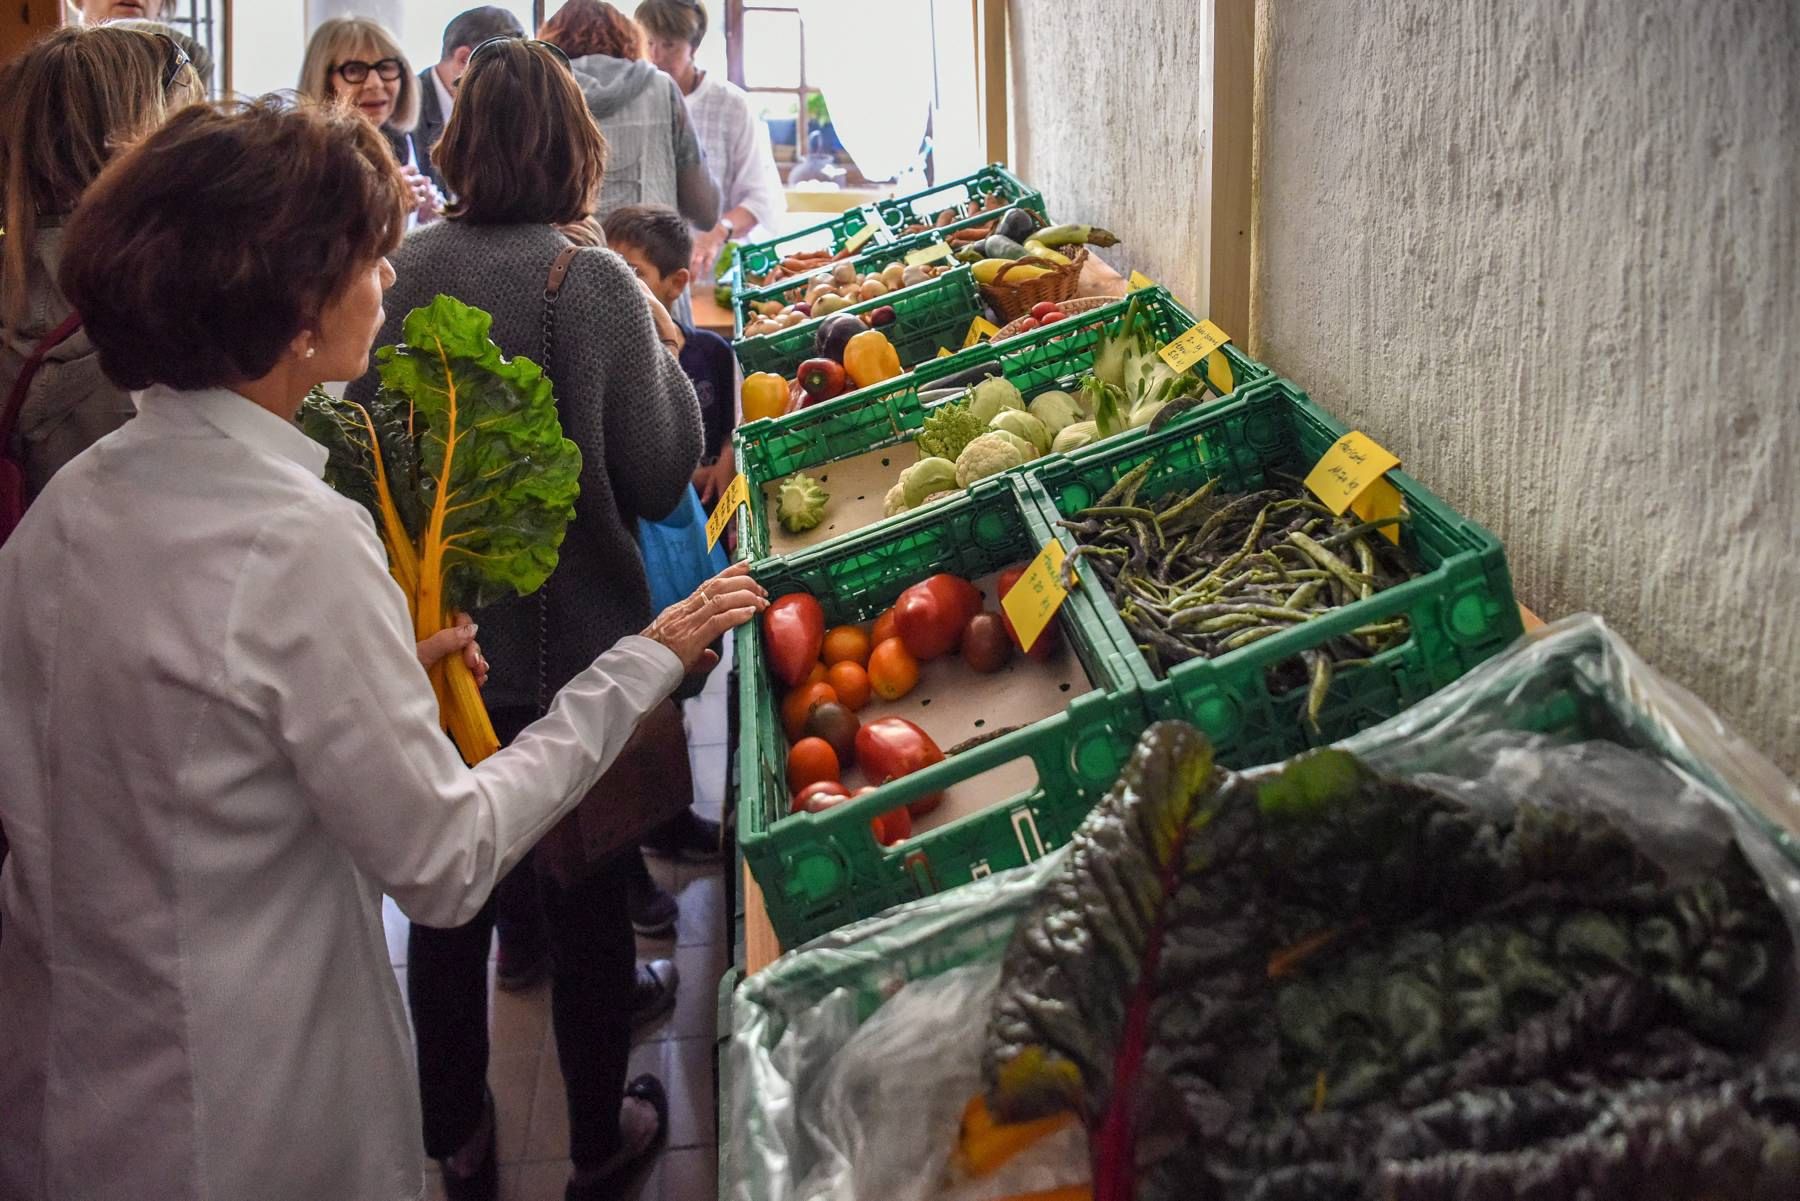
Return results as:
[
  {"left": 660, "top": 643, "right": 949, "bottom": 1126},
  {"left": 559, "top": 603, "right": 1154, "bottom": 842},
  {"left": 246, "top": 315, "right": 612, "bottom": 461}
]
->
[{"left": 0, "top": 386, "right": 681, "bottom": 1200}]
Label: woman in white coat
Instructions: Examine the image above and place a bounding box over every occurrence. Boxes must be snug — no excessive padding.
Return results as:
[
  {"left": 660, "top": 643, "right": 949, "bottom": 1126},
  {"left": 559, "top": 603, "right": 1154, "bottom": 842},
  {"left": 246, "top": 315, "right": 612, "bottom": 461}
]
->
[{"left": 0, "top": 98, "right": 763, "bottom": 1201}]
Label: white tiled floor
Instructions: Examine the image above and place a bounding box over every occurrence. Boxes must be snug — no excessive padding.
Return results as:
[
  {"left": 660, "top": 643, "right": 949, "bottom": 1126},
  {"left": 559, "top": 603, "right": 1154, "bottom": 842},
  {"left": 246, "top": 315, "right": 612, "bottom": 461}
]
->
[{"left": 388, "top": 659, "right": 731, "bottom": 1201}]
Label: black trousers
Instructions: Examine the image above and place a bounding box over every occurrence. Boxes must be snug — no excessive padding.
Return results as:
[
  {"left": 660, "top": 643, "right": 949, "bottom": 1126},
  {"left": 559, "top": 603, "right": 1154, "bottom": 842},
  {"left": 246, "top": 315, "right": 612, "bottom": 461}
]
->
[{"left": 406, "top": 710, "right": 637, "bottom": 1170}]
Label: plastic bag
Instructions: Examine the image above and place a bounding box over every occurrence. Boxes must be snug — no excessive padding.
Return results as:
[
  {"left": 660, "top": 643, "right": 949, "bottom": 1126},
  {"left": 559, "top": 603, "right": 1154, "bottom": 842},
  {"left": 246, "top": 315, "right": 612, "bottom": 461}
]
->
[
  {"left": 637, "top": 484, "right": 727, "bottom": 616},
  {"left": 724, "top": 615, "right": 1800, "bottom": 1200}
]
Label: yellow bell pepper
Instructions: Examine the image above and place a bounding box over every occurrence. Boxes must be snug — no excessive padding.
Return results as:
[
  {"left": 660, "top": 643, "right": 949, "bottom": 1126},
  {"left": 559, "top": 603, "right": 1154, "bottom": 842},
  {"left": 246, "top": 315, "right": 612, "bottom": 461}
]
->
[
  {"left": 842, "top": 329, "right": 902, "bottom": 389},
  {"left": 741, "top": 371, "right": 790, "bottom": 423}
]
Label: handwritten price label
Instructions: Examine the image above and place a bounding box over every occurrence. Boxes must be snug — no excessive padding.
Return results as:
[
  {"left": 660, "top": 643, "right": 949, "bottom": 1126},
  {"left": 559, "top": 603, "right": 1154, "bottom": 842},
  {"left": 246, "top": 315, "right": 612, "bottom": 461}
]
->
[
  {"left": 1158, "top": 319, "right": 1232, "bottom": 373},
  {"left": 1304, "top": 432, "right": 1403, "bottom": 542},
  {"left": 905, "top": 241, "right": 953, "bottom": 267},
  {"left": 1001, "top": 541, "right": 1071, "bottom": 653},
  {"left": 962, "top": 316, "right": 1002, "bottom": 348},
  {"left": 704, "top": 473, "right": 750, "bottom": 551},
  {"left": 842, "top": 224, "right": 878, "bottom": 254}
]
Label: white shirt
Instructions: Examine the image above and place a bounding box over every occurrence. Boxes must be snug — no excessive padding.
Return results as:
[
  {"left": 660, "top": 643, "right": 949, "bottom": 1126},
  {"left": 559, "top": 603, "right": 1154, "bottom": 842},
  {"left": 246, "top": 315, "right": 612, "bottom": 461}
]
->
[
  {"left": 431, "top": 64, "right": 456, "bottom": 131},
  {"left": 0, "top": 386, "right": 682, "bottom": 1200},
  {"left": 686, "top": 72, "right": 786, "bottom": 241}
]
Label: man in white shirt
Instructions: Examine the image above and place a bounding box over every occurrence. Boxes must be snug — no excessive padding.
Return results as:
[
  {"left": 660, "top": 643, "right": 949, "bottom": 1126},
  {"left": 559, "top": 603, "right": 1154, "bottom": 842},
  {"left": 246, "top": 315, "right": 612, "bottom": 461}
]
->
[
  {"left": 415, "top": 5, "right": 524, "bottom": 194},
  {"left": 636, "top": 0, "right": 787, "bottom": 277}
]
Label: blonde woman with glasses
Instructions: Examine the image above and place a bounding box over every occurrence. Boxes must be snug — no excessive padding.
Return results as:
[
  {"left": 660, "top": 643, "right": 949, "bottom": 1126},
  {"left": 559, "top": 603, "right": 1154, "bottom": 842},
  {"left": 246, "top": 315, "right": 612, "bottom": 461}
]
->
[{"left": 298, "top": 16, "right": 443, "bottom": 224}]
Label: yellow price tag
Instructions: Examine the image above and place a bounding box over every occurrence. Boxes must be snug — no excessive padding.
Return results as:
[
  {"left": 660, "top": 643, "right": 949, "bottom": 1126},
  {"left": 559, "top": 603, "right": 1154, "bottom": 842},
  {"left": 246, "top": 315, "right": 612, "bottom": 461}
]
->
[
  {"left": 1127, "top": 271, "right": 1156, "bottom": 291},
  {"left": 1000, "top": 541, "right": 1071, "bottom": 654},
  {"left": 1158, "top": 319, "right": 1232, "bottom": 373},
  {"left": 843, "top": 224, "right": 878, "bottom": 254},
  {"left": 705, "top": 473, "right": 750, "bottom": 551},
  {"left": 962, "top": 316, "right": 1001, "bottom": 348},
  {"left": 1304, "top": 431, "right": 1402, "bottom": 529},
  {"left": 905, "top": 241, "right": 953, "bottom": 268},
  {"left": 936, "top": 347, "right": 954, "bottom": 359},
  {"left": 1204, "top": 349, "right": 1235, "bottom": 396}
]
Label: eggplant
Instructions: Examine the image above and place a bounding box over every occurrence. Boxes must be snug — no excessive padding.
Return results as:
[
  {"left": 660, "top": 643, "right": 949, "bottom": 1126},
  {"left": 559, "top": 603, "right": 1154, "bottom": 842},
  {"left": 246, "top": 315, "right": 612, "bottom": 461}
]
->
[
  {"left": 813, "top": 312, "right": 867, "bottom": 362},
  {"left": 983, "top": 234, "right": 1028, "bottom": 261},
  {"left": 995, "top": 206, "right": 1036, "bottom": 244},
  {"left": 924, "top": 362, "right": 1005, "bottom": 391}
]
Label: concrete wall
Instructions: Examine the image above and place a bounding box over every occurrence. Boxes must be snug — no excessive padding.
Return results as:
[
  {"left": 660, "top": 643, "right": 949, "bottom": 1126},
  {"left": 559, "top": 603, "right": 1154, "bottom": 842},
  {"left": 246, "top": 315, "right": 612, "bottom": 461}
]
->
[{"left": 1011, "top": 0, "right": 1800, "bottom": 775}]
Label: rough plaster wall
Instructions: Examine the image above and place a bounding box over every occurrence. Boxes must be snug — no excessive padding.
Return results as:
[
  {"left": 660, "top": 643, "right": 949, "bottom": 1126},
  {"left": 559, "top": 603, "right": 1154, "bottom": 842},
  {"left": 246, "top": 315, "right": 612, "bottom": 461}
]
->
[
  {"left": 1009, "top": 1, "right": 1214, "bottom": 310},
  {"left": 1253, "top": 1, "right": 1799, "bottom": 775}
]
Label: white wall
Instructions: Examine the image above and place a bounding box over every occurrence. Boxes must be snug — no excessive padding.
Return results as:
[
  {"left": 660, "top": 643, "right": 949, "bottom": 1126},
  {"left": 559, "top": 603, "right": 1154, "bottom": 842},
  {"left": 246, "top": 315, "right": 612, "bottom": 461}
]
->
[{"left": 1010, "top": 0, "right": 1800, "bottom": 775}]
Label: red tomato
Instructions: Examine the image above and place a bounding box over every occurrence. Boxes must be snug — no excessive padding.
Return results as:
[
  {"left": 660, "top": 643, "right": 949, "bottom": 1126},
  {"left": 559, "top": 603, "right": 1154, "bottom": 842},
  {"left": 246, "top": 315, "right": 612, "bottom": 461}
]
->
[
  {"left": 786, "top": 737, "right": 840, "bottom": 793},
  {"left": 871, "top": 804, "right": 913, "bottom": 847},
  {"left": 792, "top": 780, "right": 849, "bottom": 814},
  {"left": 854, "top": 717, "right": 946, "bottom": 817},
  {"left": 893, "top": 574, "right": 983, "bottom": 660},
  {"left": 1029, "top": 300, "right": 1060, "bottom": 320},
  {"left": 997, "top": 563, "right": 1059, "bottom": 661},
  {"left": 763, "top": 593, "right": 825, "bottom": 687}
]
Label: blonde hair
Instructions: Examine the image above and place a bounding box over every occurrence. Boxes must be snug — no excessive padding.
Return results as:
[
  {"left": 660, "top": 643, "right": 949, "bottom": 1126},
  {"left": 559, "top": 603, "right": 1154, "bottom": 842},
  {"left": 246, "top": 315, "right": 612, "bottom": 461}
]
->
[
  {"left": 297, "top": 17, "right": 420, "bottom": 134},
  {"left": 0, "top": 23, "right": 201, "bottom": 331}
]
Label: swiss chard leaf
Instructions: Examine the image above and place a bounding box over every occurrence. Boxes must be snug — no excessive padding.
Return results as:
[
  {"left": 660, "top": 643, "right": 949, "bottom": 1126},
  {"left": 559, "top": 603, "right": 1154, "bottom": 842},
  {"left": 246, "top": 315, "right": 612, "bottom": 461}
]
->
[{"left": 374, "top": 294, "right": 582, "bottom": 614}]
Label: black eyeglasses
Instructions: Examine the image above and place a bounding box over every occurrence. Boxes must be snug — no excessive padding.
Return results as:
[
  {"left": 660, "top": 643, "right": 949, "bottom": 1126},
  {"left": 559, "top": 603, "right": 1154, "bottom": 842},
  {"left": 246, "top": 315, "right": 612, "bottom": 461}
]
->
[
  {"left": 150, "top": 32, "right": 190, "bottom": 93},
  {"left": 333, "top": 58, "right": 405, "bottom": 85},
  {"left": 466, "top": 36, "right": 572, "bottom": 73}
]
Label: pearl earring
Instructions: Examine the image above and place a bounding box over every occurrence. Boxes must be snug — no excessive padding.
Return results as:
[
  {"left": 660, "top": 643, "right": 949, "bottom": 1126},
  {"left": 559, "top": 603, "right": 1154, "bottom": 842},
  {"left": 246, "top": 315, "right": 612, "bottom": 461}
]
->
[{"left": 305, "top": 347, "right": 317, "bottom": 359}]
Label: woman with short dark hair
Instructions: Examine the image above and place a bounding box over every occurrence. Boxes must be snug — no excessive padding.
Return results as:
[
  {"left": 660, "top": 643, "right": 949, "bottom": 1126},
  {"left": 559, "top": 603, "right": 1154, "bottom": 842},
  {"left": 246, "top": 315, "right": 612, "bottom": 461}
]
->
[
  {"left": 0, "top": 97, "right": 762, "bottom": 1201},
  {"left": 346, "top": 37, "right": 712, "bottom": 1200}
]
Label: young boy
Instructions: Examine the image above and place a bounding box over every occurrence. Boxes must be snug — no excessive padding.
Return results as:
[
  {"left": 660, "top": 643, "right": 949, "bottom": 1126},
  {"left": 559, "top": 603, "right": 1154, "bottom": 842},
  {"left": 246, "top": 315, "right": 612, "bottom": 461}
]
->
[
  {"left": 601, "top": 204, "right": 737, "bottom": 922},
  {"left": 603, "top": 204, "right": 739, "bottom": 505}
]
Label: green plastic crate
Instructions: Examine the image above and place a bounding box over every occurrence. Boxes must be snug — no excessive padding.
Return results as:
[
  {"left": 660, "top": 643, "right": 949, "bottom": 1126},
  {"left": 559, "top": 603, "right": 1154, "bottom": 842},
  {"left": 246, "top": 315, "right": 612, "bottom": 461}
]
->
[
  {"left": 734, "top": 477, "right": 1150, "bottom": 948},
  {"left": 732, "top": 206, "right": 885, "bottom": 292},
  {"left": 1019, "top": 376, "right": 1525, "bottom": 769},
  {"left": 732, "top": 266, "right": 981, "bottom": 379},
  {"left": 730, "top": 287, "right": 1267, "bottom": 562},
  {"left": 731, "top": 229, "right": 953, "bottom": 338},
  {"left": 871, "top": 164, "right": 1045, "bottom": 242}
]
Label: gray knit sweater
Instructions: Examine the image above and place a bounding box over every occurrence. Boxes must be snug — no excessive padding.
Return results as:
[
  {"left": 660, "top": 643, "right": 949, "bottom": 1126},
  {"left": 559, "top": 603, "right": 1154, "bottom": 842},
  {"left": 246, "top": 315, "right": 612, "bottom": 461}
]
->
[{"left": 347, "top": 221, "right": 703, "bottom": 713}]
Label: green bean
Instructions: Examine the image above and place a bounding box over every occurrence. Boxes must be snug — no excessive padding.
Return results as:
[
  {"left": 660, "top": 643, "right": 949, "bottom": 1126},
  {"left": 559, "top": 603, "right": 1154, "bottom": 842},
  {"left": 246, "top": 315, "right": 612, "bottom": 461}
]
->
[
  {"left": 1222, "top": 625, "right": 1288, "bottom": 651},
  {"left": 1304, "top": 652, "right": 1333, "bottom": 733},
  {"left": 1095, "top": 459, "right": 1153, "bottom": 509},
  {"left": 1154, "top": 476, "right": 1221, "bottom": 527},
  {"left": 1076, "top": 505, "right": 1159, "bottom": 523}
]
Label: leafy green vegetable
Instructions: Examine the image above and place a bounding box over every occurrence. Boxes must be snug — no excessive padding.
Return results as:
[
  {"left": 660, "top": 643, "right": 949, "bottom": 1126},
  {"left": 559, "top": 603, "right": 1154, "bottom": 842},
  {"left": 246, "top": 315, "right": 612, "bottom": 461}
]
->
[
  {"left": 776, "top": 472, "right": 829, "bottom": 533},
  {"left": 916, "top": 399, "right": 987, "bottom": 462},
  {"left": 968, "top": 723, "right": 1795, "bottom": 1201},
  {"left": 301, "top": 295, "right": 581, "bottom": 762}
]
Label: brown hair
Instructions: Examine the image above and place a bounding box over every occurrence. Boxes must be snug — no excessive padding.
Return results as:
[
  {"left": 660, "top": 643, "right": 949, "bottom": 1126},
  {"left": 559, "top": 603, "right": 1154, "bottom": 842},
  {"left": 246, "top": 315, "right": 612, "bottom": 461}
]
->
[
  {"left": 633, "top": 0, "right": 707, "bottom": 50},
  {"left": 539, "top": 0, "right": 644, "bottom": 61},
  {"left": 59, "top": 99, "right": 408, "bottom": 391},
  {"left": 0, "top": 24, "right": 201, "bottom": 331},
  {"left": 435, "top": 38, "right": 607, "bottom": 226},
  {"left": 602, "top": 204, "right": 691, "bottom": 277},
  {"left": 296, "top": 16, "right": 420, "bottom": 134}
]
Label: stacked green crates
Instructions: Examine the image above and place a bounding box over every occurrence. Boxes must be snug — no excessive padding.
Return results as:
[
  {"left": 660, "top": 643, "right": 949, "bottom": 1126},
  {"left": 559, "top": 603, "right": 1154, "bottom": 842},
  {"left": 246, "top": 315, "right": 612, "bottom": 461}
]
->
[
  {"left": 730, "top": 229, "right": 953, "bottom": 338},
  {"left": 732, "top": 266, "right": 981, "bottom": 379},
  {"left": 870, "top": 164, "right": 1045, "bottom": 241},
  {"left": 731, "top": 286, "right": 1269, "bottom": 561},
  {"left": 735, "top": 475, "right": 1150, "bottom": 948},
  {"left": 1018, "top": 377, "right": 1525, "bottom": 770}
]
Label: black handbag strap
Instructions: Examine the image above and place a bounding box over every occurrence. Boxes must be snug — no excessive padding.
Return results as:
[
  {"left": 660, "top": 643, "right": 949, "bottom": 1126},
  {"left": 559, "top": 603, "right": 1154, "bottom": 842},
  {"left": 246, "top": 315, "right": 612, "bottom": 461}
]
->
[{"left": 534, "top": 244, "right": 582, "bottom": 715}]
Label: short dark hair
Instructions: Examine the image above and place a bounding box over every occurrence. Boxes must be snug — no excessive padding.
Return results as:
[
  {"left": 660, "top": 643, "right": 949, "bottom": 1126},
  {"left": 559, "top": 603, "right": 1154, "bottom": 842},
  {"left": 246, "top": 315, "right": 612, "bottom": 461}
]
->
[
  {"left": 59, "top": 99, "right": 407, "bottom": 392},
  {"left": 602, "top": 204, "right": 691, "bottom": 276},
  {"left": 442, "top": 6, "right": 524, "bottom": 59},
  {"left": 436, "top": 38, "right": 606, "bottom": 225},
  {"left": 634, "top": 0, "right": 707, "bottom": 50}
]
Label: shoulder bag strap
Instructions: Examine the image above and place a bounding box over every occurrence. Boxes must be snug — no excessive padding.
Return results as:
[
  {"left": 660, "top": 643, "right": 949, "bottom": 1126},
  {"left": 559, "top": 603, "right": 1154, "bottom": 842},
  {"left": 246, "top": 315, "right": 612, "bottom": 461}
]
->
[
  {"left": 2, "top": 311, "right": 84, "bottom": 452},
  {"left": 534, "top": 244, "right": 582, "bottom": 714}
]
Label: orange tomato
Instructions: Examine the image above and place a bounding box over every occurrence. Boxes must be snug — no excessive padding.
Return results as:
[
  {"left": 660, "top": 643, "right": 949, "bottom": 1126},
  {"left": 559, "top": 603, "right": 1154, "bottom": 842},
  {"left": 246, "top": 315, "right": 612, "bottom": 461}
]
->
[
  {"left": 803, "top": 661, "right": 828, "bottom": 687},
  {"left": 782, "top": 682, "right": 838, "bottom": 740},
  {"left": 870, "top": 607, "right": 900, "bottom": 648},
  {"left": 822, "top": 624, "right": 872, "bottom": 667},
  {"left": 825, "top": 661, "right": 873, "bottom": 711},
  {"left": 866, "top": 637, "right": 920, "bottom": 702},
  {"left": 786, "top": 737, "right": 840, "bottom": 793}
]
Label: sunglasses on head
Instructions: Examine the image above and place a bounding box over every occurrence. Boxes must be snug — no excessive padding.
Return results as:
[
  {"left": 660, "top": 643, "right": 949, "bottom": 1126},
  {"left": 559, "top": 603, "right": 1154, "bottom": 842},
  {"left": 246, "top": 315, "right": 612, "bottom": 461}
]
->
[
  {"left": 334, "top": 57, "right": 405, "bottom": 85},
  {"left": 466, "top": 36, "right": 572, "bottom": 73},
  {"left": 149, "top": 31, "right": 189, "bottom": 92}
]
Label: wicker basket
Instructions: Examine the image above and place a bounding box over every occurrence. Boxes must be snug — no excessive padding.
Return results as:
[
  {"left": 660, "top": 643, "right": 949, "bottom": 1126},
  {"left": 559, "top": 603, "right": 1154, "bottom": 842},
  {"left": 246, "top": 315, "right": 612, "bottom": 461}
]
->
[
  {"left": 978, "top": 247, "right": 1088, "bottom": 325},
  {"left": 992, "top": 294, "right": 1118, "bottom": 341}
]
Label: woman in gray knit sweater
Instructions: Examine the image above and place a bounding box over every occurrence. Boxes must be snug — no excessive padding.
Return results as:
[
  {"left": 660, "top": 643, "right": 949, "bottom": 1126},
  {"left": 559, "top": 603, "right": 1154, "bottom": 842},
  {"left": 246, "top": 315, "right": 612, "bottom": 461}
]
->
[{"left": 345, "top": 39, "right": 699, "bottom": 1201}]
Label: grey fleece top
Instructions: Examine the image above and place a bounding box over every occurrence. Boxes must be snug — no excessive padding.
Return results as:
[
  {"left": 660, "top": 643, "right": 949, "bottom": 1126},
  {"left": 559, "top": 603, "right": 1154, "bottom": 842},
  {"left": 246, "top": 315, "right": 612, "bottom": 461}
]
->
[
  {"left": 347, "top": 221, "right": 703, "bottom": 714},
  {"left": 570, "top": 54, "right": 720, "bottom": 228}
]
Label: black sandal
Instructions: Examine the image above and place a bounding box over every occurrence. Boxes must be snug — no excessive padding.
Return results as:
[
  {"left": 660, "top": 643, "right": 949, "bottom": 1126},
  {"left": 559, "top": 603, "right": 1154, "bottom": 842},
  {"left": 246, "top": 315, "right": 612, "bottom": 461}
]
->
[
  {"left": 563, "top": 1074, "right": 669, "bottom": 1201},
  {"left": 438, "top": 1086, "right": 498, "bottom": 1201}
]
